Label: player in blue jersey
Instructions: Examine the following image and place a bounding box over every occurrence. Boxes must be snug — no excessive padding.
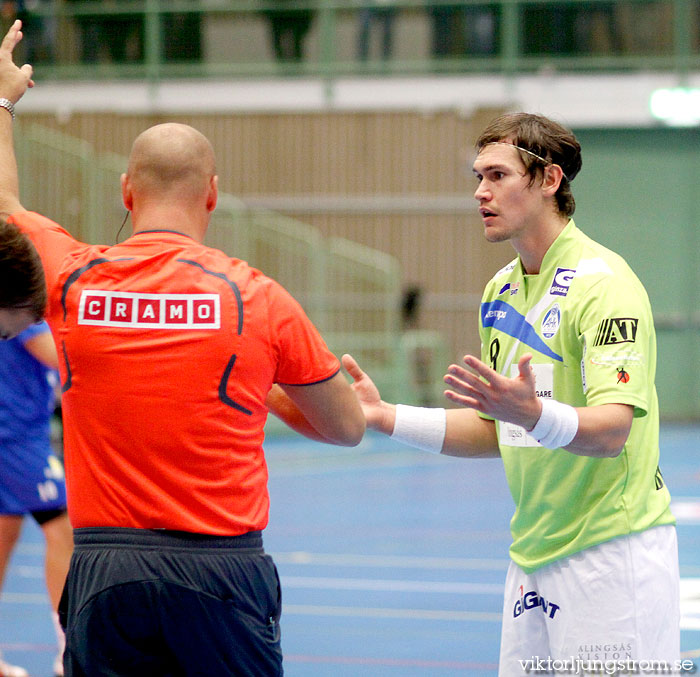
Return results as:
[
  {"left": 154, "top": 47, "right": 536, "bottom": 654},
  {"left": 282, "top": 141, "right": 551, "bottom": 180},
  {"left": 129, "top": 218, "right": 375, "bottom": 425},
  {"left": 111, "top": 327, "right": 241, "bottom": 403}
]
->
[
  {"left": 0, "top": 39, "right": 57, "bottom": 675},
  {"left": 0, "top": 322, "right": 73, "bottom": 677},
  {"left": 0, "top": 218, "right": 46, "bottom": 340}
]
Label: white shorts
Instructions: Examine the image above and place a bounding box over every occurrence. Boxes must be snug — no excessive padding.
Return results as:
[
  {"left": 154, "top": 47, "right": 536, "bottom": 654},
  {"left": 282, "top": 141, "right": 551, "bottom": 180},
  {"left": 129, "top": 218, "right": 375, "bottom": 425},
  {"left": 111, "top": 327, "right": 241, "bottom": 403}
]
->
[{"left": 499, "top": 525, "right": 680, "bottom": 676}]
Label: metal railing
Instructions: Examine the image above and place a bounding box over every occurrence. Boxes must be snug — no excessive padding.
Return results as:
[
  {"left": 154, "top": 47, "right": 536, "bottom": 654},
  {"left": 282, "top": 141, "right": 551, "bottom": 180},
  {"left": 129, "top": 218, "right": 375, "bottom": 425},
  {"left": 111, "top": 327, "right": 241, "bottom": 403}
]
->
[{"left": 16, "top": 0, "right": 700, "bottom": 82}]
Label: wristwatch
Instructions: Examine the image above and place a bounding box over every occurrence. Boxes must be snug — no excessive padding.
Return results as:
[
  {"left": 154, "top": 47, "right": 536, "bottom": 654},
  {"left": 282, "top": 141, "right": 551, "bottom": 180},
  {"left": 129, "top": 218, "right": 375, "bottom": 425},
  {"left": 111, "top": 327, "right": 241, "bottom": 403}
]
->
[{"left": 0, "top": 98, "right": 16, "bottom": 121}]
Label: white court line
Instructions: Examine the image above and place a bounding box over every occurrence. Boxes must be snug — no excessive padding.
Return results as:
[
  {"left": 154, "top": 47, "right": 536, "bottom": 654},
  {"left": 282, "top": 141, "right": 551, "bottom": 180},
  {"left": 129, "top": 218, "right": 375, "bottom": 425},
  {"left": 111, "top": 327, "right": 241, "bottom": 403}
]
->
[
  {"left": 5, "top": 576, "right": 697, "bottom": 632},
  {"left": 0, "top": 592, "right": 49, "bottom": 604},
  {"left": 0, "top": 643, "right": 56, "bottom": 652},
  {"left": 284, "top": 603, "right": 502, "bottom": 623},
  {"left": 14, "top": 543, "right": 44, "bottom": 555},
  {"left": 272, "top": 551, "right": 510, "bottom": 571},
  {"left": 268, "top": 450, "right": 441, "bottom": 476},
  {"left": 671, "top": 499, "right": 700, "bottom": 525},
  {"left": 680, "top": 578, "right": 700, "bottom": 631},
  {"left": 281, "top": 575, "right": 503, "bottom": 595},
  {"left": 14, "top": 565, "right": 43, "bottom": 579}
]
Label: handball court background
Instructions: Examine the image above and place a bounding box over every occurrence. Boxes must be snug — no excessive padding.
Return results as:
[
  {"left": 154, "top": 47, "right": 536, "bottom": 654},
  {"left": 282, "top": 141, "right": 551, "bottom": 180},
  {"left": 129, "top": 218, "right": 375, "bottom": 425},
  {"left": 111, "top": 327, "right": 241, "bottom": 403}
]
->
[
  {"left": 2, "top": 423, "right": 699, "bottom": 676},
  {"left": 6, "top": 80, "right": 700, "bottom": 677}
]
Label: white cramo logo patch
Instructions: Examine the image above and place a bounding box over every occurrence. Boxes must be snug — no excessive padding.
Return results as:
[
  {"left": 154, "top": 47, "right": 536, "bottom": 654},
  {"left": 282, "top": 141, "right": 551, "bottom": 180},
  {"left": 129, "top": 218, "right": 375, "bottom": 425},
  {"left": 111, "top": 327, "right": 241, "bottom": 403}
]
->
[{"left": 542, "top": 304, "right": 561, "bottom": 339}]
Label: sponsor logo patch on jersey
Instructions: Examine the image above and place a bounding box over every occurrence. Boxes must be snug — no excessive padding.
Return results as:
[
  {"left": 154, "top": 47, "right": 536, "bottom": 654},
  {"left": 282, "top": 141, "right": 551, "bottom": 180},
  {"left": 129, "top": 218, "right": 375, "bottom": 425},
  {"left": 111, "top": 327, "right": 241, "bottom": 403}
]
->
[
  {"left": 495, "top": 261, "right": 517, "bottom": 278},
  {"left": 541, "top": 304, "right": 561, "bottom": 339},
  {"left": 593, "top": 317, "right": 638, "bottom": 347},
  {"left": 513, "top": 585, "right": 560, "bottom": 620},
  {"left": 550, "top": 267, "right": 576, "bottom": 296},
  {"left": 498, "top": 282, "right": 520, "bottom": 296},
  {"left": 78, "top": 290, "right": 221, "bottom": 329},
  {"left": 485, "top": 308, "right": 507, "bottom": 321},
  {"left": 589, "top": 350, "right": 643, "bottom": 366},
  {"left": 655, "top": 466, "right": 665, "bottom": 490}
]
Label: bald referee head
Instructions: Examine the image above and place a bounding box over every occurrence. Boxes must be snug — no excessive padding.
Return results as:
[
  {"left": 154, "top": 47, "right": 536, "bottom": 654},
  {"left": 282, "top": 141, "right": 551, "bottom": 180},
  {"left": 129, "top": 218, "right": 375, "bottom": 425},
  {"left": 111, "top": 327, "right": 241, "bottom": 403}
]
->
[{"left": 121, "top": 123, "right": 219, "bottom": 243}]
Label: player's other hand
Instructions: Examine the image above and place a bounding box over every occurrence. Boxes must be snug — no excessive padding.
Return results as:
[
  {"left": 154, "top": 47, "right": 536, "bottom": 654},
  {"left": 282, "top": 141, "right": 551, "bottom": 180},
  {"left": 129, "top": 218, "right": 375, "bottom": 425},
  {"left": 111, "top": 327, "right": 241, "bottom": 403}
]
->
[
  {"left": 0, "top": 20, "right": 34, "bottom": 104},
  {"left": 444, "top": 352, "right": 541, "bottom": 431}
]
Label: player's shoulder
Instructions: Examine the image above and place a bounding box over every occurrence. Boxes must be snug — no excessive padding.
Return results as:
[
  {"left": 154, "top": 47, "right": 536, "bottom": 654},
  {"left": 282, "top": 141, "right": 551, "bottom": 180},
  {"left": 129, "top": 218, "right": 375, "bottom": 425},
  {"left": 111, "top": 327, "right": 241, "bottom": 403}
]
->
[
  {"left": 481, "top": 258, "right": 523, "bottom": 305},
  {"left": 570, "top": 227, "right": 646, "bottom": 295},
  {"left": 17, "top": 321, "right": 51, "bottom": 344},
  {"left": 9, "top": 210, "right": 74, "bottom": 239},
  {"left": 180, "top": 241, "right": 249, "bottom": 273},
  {"left": 485, "top": 257, "right": 519, "bottom": 291}
]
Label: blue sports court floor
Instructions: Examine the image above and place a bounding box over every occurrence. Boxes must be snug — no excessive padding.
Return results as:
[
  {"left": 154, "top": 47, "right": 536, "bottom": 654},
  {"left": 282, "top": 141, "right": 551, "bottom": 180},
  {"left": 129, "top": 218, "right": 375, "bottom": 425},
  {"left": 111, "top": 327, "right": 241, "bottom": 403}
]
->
[{"left": 2, "top": 424, "right": 699, "bottom": 676}]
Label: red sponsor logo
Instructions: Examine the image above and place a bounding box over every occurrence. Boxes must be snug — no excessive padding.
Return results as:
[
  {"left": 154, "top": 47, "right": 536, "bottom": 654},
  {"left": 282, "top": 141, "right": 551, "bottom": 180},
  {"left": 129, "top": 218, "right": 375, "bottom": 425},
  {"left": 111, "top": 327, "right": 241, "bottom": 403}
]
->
[
  {"left": 109, "top": 297, "right": 133, "bottom": 322},
  {"left": 83, "top": 295, "right": 107, "bottom": 321},
  {"left": 79, "top": 291, "right": 220, "bottom": 329},
  {"left": 165, "top": 299, "right": 188, "bottom": 324},
  {"left": 137, "top": 299, "right": 161, "bottom": 323},
  {"left": 193, "top": 299, "right": 216, "bottom": 323}
]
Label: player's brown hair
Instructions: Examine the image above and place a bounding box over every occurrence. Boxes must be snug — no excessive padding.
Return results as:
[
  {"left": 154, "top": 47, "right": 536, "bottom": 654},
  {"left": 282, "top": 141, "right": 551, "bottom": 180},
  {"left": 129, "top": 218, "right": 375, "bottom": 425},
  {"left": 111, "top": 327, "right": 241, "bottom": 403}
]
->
[
  {"left": 0, "top": 219, "right": 46, "bottom": 319},
  {"left": 476, "top": 113, "right": 582, "bottom": 217}
]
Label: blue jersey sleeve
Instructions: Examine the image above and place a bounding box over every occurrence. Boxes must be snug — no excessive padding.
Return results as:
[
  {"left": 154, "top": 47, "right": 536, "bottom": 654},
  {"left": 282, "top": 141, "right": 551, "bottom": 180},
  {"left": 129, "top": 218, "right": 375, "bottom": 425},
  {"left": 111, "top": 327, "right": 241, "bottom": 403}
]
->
[{"left": 16, "top": 320, "right": 51, "bottom": 346}]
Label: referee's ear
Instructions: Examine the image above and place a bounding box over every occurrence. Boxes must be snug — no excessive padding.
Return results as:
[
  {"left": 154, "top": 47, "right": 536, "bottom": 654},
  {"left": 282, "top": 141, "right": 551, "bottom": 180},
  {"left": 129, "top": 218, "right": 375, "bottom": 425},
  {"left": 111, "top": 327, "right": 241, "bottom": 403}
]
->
[
  {"left": 206, "top": 175, "right": 218, "bottom": 213},
  {"left": 120, "top": 173, "right": 133, "bottom": 211}
]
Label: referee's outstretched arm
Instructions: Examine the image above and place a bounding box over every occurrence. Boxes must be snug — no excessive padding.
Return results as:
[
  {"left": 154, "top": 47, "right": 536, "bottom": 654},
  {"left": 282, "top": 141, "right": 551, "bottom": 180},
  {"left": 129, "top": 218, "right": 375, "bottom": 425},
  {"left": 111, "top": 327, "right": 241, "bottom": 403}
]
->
[{"left": 0, "top": 20, "right": 32, "bottom": 220}]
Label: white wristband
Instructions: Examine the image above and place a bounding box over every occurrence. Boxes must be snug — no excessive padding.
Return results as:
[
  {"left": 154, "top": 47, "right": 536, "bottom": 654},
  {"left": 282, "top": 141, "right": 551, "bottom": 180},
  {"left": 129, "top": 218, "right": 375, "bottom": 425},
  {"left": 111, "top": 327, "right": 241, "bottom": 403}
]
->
[
  {"left": 528, "top": 398, "right": 578, "bottom": 449},
  {"left": 391, "top": 404, "right": 446, "bottom": 454}
]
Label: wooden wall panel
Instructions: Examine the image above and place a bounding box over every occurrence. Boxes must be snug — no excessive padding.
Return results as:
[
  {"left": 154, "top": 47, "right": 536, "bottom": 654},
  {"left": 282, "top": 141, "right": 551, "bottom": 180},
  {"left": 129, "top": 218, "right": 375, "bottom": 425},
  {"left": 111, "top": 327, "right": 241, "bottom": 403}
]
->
[
  {"left": 21, "top": 108, "right": 512, "bottom": 363},
  {"left": 23, "top": 109, "right": 504, "bottom": 195}
]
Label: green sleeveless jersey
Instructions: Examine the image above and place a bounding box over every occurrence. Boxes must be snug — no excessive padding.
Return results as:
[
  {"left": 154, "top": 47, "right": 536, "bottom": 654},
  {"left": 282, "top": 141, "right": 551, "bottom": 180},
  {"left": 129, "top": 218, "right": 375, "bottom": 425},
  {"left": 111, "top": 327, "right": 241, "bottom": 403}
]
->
[{"left": 479, "top": 220, "right": 674, "bottom": 572}]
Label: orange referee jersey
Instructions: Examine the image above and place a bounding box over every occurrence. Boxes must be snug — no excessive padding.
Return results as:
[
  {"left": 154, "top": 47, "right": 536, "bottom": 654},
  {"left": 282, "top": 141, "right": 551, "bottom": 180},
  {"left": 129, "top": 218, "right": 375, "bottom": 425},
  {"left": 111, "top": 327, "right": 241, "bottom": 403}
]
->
[{"left": 10, "top": 212, "right": 340, "bottom": 535}]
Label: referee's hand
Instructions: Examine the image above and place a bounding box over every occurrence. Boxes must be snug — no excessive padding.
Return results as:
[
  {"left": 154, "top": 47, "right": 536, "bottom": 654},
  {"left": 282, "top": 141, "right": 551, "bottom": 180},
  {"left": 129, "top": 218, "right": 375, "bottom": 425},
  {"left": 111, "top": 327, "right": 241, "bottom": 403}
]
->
[
  {"left": 342, "top": 353, "right": 396, "bottom": 435},
  {"left": 0, "top": 20, "right": 34, "bottom": 105}
]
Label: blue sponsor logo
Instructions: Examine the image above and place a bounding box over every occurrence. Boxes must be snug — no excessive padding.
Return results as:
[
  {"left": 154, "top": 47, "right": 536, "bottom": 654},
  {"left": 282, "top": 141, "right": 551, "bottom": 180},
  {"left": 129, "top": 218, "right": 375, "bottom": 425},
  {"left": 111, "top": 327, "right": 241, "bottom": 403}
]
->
[
  {"left": 513, "top": 590, "right": 560, "bottom": 620},
  {"left": 498, "top": 282, "right": 519, "bottom": 296},
  {"left": 541, "top": 304, "right": 561, "bottom": 339},
  {"left": 550, "top": 267, "right": 576, "bottom": 297},
  {"left": 481, "top": 300, "right": 563, "bottom": 362}
]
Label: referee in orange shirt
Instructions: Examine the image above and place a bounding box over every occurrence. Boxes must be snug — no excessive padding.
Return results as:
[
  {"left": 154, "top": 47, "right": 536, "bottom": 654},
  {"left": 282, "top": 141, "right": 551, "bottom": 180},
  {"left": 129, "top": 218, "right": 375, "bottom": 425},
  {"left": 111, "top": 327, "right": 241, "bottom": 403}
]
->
[{"left": 0, "top": 21, "right": 365, "bottom": 676}]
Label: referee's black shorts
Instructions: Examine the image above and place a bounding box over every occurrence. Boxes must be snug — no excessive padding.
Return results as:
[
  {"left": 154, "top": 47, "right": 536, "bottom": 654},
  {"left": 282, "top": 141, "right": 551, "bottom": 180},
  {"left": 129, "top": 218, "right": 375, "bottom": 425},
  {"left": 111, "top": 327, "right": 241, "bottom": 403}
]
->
[{"left": 58, "top": 527, "right": 283, "bottom": 677}]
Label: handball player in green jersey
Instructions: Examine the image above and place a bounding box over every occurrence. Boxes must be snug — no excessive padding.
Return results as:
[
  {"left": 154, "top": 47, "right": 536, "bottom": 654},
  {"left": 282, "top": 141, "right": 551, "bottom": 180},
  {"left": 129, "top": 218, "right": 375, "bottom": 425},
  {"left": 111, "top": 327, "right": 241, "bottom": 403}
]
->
[{"left": 344, "top": 112, "right": 679, "bottom": 673}]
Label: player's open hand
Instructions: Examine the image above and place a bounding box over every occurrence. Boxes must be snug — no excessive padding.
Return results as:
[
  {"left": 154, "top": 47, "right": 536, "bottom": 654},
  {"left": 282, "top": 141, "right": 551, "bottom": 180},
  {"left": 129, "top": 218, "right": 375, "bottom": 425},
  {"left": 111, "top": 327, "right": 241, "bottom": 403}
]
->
[
  {"left": 443, "top": 353, "right": 542, "bottom": 431},
  {"left": 341, "top": 353, "right": 395, "bottom": 433},
  {"left": 0, "top": 20, "right": 34, "bottom": 104}
]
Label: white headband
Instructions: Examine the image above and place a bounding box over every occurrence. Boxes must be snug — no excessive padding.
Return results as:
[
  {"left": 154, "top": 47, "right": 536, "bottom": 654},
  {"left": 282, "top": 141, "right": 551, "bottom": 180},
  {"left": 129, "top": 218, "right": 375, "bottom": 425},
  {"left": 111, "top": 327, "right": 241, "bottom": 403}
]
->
[{"left": 484, "top": 142, "right": 570, "bottom": 182}]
